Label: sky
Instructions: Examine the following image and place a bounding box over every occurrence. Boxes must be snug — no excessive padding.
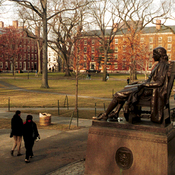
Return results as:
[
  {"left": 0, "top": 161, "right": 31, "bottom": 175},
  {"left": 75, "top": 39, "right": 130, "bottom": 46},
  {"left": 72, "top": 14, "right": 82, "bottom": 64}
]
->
[{"left": 0, "top": 0, "right": 175, "bottom": 27}]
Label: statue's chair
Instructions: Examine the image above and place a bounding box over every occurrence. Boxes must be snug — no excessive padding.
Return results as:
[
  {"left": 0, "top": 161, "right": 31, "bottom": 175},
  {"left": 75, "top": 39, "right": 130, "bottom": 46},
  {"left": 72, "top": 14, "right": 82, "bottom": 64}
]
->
[{"left": 124, "top": 61, "right": 175, "bottom": 127}]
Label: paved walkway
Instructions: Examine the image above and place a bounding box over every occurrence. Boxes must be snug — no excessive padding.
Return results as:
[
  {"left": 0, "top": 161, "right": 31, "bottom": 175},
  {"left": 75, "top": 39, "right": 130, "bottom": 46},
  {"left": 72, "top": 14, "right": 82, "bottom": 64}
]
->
[{"left": 0, "top": 108, "right": 90, "bottom": 175}]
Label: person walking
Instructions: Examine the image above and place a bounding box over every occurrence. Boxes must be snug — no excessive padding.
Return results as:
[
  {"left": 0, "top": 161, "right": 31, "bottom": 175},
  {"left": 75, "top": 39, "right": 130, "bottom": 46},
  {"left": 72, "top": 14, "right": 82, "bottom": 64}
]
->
[
  {"left": 23, "top": 115, "right": 40, "bottom": 163},
  {"left": 10, "top": 110, "right": 23, "bottom": 156},
  {"left": 127, "top": 77, "right": 130, "bottom": 84}
]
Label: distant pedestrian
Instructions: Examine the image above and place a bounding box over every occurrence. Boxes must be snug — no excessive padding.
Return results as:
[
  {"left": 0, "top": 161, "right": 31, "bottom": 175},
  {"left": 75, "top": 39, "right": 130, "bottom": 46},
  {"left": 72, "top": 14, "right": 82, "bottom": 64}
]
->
[
  {"left": 35, "top": 70, "right": 38, "bottom": 77},
  {"left": 23, "top": 115, "right": 40, "bottom": 163},
  {"left": 127, "top": 77, "right": 130, "bottom": 84},
  {"left": 10, "top": 110, "right": 23, "bottom": 156},
  {"left": 88, "top": 73, "right": 91, "bottom": 80}
]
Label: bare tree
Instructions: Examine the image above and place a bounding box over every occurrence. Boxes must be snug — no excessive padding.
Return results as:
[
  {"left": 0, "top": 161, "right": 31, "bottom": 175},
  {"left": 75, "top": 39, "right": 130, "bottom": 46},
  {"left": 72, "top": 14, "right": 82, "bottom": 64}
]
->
[
  {"left": 48, "top": 1, "right": 87, "bottom": 76},
  {"left": 89, "top": 0, "right": 122, "bottom": 81},
  {"left": 111, "top": 0, "right": 170, "bottom": 81},
  {"left": 18, "top": 8, "right": 43, "bottom": 74},
  {"left": 11, "top": 0, "right": 90, "bottom": 88}
]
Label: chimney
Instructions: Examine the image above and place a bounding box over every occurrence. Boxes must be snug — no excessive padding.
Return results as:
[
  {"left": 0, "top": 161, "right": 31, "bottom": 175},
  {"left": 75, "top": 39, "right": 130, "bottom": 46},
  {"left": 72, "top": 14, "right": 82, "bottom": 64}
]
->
[
  {"left": 113, "top": 23, "right": 118, "bottom": 32},
  {"left": 35, "top": 26, "right": 40, "bottom": 37},
  {"left": 13, "top": 20, "right": 18, "bottom": 28},
  {"left": 156, "top": 20, "right": 161, "bottom": 30},
  {"left": 0, "top": 21, "right": 4, "bottom": 28}
]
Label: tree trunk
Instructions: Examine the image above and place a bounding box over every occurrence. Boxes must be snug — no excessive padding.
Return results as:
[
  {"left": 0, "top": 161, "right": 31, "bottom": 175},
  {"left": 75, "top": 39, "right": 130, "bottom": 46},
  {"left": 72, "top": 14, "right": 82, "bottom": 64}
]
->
[
  {"left": 64, "top": 55, "right": 71, "bottom": 76},
  {"left": 41, "top": 7, "right": 49, "bottom": 88},
  {"left": 145, "top": 60, "right": 148, "bottom": 80},
  {"left": 75, "top": 59, "right": 79, "bottom": 127},
  {"left": 37, "top": 40, "right": 41, "bottom": 74},
  {"left": 102, "top": 51, "right": 107, "bottom": 81}
]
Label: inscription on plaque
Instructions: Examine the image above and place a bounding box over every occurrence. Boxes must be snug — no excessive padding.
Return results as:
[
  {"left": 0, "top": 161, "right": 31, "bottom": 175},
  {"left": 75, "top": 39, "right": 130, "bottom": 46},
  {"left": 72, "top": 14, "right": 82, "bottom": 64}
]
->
[{"left": 115, "top": 147, "right": 133, "bottom": 170}]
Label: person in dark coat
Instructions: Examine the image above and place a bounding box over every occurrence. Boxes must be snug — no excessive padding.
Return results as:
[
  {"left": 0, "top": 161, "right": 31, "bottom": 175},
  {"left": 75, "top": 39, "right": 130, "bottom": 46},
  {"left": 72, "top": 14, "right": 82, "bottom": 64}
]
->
[
  {"left": 11, "top": 110, "right": 23, "bottom": 156},
  {"left": 23, "top": 115, "right": 40, "bottom": 163},
  {"left": 93, "top": 47, "right": 169, "bottom": 123}
]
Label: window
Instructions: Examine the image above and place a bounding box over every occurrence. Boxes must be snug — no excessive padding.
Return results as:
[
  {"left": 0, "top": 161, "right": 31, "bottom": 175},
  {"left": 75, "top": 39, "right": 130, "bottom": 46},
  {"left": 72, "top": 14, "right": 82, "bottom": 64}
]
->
[
  {"left": 167, "top": 44, "right": 172, "bottom": 51},
  {"left": 149, "top": 37, "right": 153, "bottom": 43},
  {"left": 158, "top": 37, "right": 162, "bottom": 43},
  {"left": 122, "top": 62, "right": 126, "bottom": 69},
  {"left": 91, "top": 54, "right": 95, "bottom": 61},
  {"left": 27, "top": 46, "right": 30, "bottom": 52},
  {"left": 28, "top": 54, "right": 30, "bottom": 60},
  {"left": 31, "top": 54, "right": 34, "bottom": 60},
  {"left": 31, "top": 62, "right": 34, "bottom": 69},
  {"left": 0, "top": 62, "right": 3, "bottom": 69},
  {"left": 91, "top": 63, "right": 95, "bottom": 69},
  {"left": 20, "top": 62, "right": 22, "bottom": 69},
  {"left": 168, "top": 53, "right": 171, "bottom": 60},
  {"left": 115, "top": 47, "right": 118, "bottom": 52},
  {"left": 168, "top": 36, "right": 172, "bottom": 42},
  {"left": 28, "top": 62, "right": 30, "bottom": 68},
  {"left": 84, "top": 47, "right": 87, "bottom": 53},
  {"left": 92, "top": 46, "right": 95, "bottom": 53},
  {"left": 114, "top": 63, "right": 118, "bottom": 69},
  {"left": 84, "top": 62, "right": 87, "bottom": 69},
  {"left": 140, "top": 38, "right": 144, "bottom": 43},
  {"left": 84, "top": 40, "right": 87, "bottom": 45},
  {"left": 149, "top": 45, "right": 153, "bottom": 52},
  {"left": 115, "top": 39, "right": 118, "bottom": 44},
  {"left": 99, "top": 62, "right": 102, "bottom": 69},
  {"left": 35, "top": 54, "right": 37, "bottom": 60},
  {"left": 5, "top": 62, "right": 8, "bottom": 68},
  {"left": 84, "top": 55, "right": 87, "bottom": 61},
  {"left": 15, "top": 62, "right": 18, "bottom": 68},
  {"left": 123, "top": 45, "right": 126, "bottom": 52},
  {"left": 115, "top": 54, "right": 118, "bottom": 59},
  {"left": 92, "top": 40, "right": 95, "bottom": 45},
  {"left": 24, "top": 54, "right": 26, "bottom": 60}
]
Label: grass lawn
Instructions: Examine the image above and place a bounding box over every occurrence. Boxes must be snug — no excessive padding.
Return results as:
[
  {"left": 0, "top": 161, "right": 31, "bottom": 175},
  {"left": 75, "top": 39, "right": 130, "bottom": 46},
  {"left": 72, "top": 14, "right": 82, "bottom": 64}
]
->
[{"left": 0, "top": 72, "right": 174, "bottom": 120}]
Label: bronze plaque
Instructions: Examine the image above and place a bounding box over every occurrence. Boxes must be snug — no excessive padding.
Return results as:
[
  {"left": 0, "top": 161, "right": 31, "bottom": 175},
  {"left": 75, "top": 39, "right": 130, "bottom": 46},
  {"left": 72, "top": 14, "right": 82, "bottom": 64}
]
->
[{"left": 115, "top": 147, "right": 133, "bottom": 170}]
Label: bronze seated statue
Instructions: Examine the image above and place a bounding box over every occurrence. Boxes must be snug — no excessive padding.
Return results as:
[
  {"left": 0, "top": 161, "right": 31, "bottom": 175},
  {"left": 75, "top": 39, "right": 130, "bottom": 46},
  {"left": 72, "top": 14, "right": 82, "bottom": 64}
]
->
[{"left": 93, "top": 47, "right": 175, "bottom": 126}]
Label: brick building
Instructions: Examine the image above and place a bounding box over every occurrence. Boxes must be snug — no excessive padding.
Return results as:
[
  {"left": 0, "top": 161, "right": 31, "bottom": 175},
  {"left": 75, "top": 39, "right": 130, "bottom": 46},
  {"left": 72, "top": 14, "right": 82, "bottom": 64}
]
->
[
  {"left": 0, "top": 21, "right": 42, "bottom": 72},
  {"left": 74, "top": 21, "right": 175, "bottom": 73}
]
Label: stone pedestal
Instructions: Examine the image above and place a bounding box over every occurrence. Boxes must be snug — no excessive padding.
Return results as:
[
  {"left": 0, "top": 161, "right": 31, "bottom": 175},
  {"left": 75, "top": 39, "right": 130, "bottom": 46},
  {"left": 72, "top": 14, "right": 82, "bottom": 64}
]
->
[{"left": 84, "top": 120, "right": 175, "bottom": 175}]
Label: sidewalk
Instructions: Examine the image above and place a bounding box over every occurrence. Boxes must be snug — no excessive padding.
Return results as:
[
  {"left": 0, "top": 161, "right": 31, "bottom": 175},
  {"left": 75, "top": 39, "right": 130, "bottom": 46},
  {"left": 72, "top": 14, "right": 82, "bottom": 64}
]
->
[{"left": 0, "top": 108, "right": 91, "bottom": 175}]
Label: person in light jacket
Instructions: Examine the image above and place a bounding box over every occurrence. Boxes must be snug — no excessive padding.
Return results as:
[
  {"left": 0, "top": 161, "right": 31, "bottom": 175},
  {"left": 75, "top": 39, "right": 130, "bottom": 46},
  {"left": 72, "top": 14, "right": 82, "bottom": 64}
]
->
[{"left": 11, "top": 110, "right": 23, "bottom": 156}]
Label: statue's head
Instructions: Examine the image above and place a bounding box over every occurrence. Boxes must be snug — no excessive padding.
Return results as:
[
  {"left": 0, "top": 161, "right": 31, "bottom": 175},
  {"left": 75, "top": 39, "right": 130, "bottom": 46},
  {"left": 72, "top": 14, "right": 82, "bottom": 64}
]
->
[{"left": 153, "top": 47, "right": 168, "bottom": 61}]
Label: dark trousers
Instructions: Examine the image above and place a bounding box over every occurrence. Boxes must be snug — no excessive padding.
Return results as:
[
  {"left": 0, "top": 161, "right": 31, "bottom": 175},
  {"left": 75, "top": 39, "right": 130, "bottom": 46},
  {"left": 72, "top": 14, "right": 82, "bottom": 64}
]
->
[{"left": 24, "top": 139, "right": 34, "bottom": 160}]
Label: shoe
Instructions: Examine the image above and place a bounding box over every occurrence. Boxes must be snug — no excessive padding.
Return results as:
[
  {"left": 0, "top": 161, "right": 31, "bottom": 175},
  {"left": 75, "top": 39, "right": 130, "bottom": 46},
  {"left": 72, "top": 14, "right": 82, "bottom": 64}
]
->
[
  {"left": 92, "top": 113, "right": 108, "bottom": 121},
  {"left": 11, "top": 150, "right": 14, "bottom": 156},
  {"left": 17, "top": 153, "right": 22, "bottom": 156},
  {"left": 25, "top": 159, "right": 30, "bottom": 163}
]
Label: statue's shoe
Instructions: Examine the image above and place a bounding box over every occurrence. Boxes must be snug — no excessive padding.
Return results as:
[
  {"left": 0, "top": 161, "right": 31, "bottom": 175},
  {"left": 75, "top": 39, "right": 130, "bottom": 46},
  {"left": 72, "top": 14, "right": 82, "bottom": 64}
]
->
[
  {"left": 92, "top": 113, "right": 108, "bottom": 121},
  {"left": 107, "top": 117, "right": 118, "bottom": 122}
]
